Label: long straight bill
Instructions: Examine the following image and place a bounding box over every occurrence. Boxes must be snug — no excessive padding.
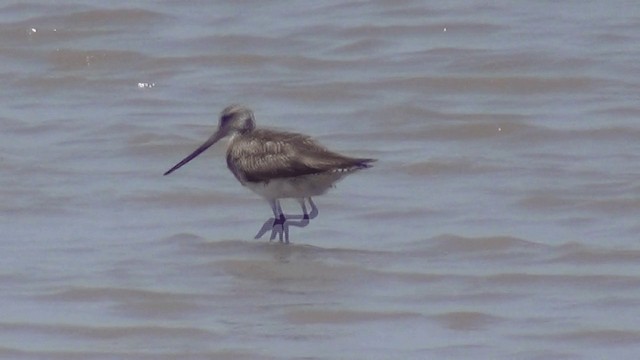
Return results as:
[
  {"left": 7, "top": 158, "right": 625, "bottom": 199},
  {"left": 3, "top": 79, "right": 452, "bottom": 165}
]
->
[{"left": 163, "top": 131, "right": 223, "bottom": 175}]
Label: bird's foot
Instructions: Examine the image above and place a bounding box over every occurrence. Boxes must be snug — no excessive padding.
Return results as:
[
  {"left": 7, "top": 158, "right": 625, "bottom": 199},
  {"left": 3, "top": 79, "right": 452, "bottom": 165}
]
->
[
  {"left": 271, "top": 214, "right": 288, "bottom": 243},
  {"left": 254, "top": 213, "right": 312, "bottom": 244},
  {"left": 255, "top": 216, "right": 289, "bottom": 243}
]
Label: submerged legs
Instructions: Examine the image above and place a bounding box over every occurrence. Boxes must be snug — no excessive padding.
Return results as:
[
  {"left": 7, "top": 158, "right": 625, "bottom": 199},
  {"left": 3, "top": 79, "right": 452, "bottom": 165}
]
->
[{"left": 255, "top": 197, "right": 319, "bottom": 244}]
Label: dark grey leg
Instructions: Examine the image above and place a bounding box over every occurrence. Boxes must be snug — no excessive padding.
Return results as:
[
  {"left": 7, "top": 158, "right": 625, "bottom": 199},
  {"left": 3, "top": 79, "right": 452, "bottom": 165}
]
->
[{"left": 255, "top": 198, "right": 318, "bottom": 244}]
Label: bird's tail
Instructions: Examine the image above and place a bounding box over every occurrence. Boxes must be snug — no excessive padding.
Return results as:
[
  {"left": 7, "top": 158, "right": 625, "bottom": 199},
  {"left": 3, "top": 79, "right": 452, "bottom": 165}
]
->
[{"left": 355, "top": 158, "right": 376, "bottom": 169}]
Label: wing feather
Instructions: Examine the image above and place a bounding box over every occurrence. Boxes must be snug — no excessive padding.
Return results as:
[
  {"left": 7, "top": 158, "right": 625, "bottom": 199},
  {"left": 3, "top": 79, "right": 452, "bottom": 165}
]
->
[{"left": 227, "top": 129, "right": 373, "bottom": 183}]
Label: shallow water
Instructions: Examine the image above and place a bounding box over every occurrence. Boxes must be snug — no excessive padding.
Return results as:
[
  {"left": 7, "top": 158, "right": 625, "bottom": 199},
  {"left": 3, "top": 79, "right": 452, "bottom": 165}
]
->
[{"left": 2, "top": 1, "right": 640, "bottom": 359}]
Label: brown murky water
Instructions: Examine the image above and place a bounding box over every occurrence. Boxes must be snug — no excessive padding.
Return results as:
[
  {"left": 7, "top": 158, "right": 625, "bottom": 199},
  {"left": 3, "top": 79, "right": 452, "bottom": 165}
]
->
[{"left": 2, "top": 1, "right": 640, "bottom": 359}]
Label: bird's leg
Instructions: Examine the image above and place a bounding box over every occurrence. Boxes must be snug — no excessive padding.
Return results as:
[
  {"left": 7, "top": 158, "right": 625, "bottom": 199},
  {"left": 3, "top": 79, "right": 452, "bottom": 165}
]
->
[
  {"left": 297, "top": 198, "right": 309, "bottom": 220},
  {"left": 269, "top": 199, "right": 278, "bottom": 217},
  {"left": 275, "top": 200, "right": 288, "bottom": 243},
  {"left": 307, "top": 197, "right": 319, "bottom": 220},
  {"left": 273, "top": 199, "right": 285, "bottom": 226},
  {"left": 292, "top": 198, "right": 311, "bottom": 227},
  {"left": 269, "top": 199, "right": 279, "bottom": 219},
  {"left": 255, "top": 199, "right": 287, "bottom": 243},
  {"left": 267, "top": 199, "right": 286, "bottom": 226},
  {"left": 296, "top": 197, "right": 318, "bottom": 220},
  {"left": 255, "top": 199, "right": 317, "bottom": 244}
]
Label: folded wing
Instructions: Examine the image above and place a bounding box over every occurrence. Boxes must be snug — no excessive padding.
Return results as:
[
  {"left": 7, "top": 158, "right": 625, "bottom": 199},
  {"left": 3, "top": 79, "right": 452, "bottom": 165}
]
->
[{"left": 227, "top": 129, "right": 374, "bottom": 183}]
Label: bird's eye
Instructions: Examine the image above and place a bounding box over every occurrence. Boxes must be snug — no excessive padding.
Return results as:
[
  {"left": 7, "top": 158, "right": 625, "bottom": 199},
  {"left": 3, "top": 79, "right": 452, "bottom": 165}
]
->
[{"left": 221, "top": 114, "right": 232, "bottom": 125}]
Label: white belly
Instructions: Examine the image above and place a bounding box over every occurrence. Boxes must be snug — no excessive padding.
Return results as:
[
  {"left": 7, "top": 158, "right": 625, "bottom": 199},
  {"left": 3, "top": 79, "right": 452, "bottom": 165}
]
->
[{"left": 243, "top": 172, "right": 346, "bottom": 200}]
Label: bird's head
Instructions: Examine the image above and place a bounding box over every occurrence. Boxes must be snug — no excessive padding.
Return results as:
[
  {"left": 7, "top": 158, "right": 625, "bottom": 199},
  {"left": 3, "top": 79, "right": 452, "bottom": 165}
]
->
[{"left": 163, "top": 104, "right": 255, "bottom": 176}]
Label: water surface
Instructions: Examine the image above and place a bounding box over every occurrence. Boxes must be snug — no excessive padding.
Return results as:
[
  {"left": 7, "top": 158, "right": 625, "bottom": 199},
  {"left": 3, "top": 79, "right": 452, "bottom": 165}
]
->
[{"left": 2, "top": 1, "right": 640, "bottom": 359}]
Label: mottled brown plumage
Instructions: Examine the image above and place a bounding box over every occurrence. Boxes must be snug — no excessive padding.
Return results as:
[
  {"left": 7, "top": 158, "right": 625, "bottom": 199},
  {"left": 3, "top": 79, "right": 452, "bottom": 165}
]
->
[
  {"left": 164, "top": 104, "right": 375, "bottom": 242},
  {"left": 227, "top": 128, "right": 373, "bottom": 184}
]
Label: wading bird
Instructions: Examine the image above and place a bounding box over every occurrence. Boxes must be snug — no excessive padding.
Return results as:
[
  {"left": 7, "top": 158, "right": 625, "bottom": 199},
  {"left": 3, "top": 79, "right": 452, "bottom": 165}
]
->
[{"left": 164, "top": 105, "right": 375, "bottom": 243}]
